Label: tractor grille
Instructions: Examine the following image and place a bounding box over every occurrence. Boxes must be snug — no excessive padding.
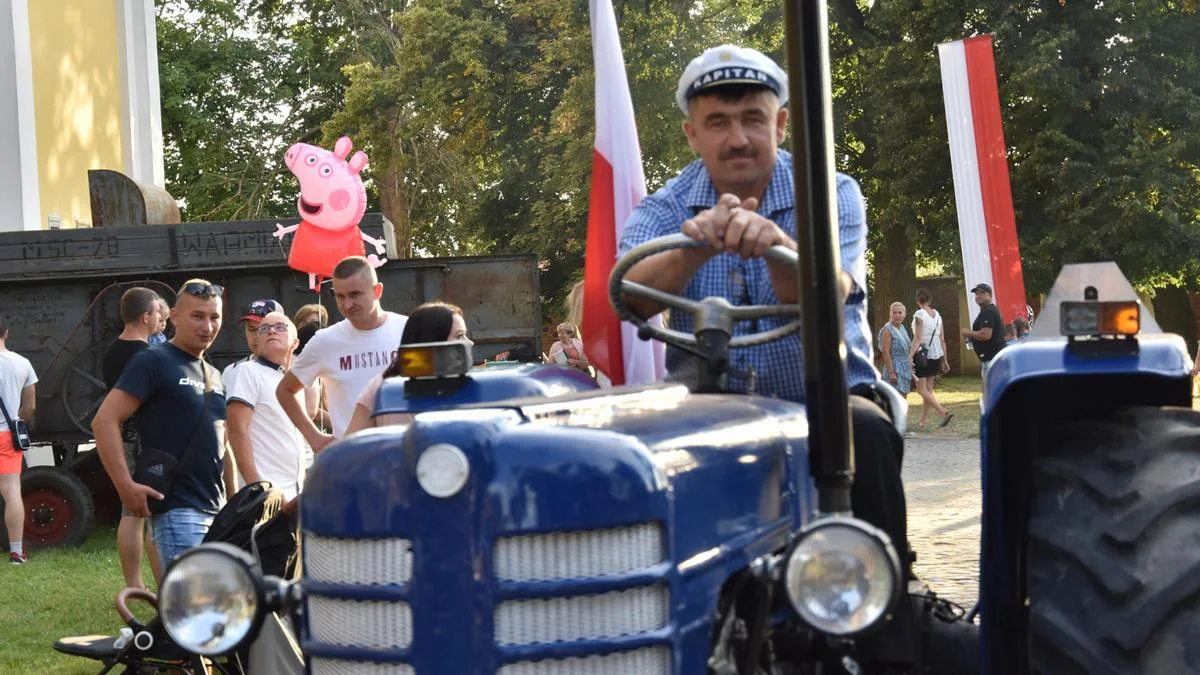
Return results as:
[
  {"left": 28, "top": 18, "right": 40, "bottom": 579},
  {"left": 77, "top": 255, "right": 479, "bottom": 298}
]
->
[
  {"left": 494, "top": 523, "right": 664, "bottom": 582},
  {"left": 306, "top": 535, "right": 414, "bottom": 586},
  {"left": 497, "top": 646, "right": 671, "bottom": 675},
  {"left": 495, "top": 585, "right": 668, "bottom": 645},
  {"left": 308, "top": 596, "right": 413, "bottom": 650},
  {"left": 310, "top": 658, "right": 415, "bottom": 675},
  {"left": 303, "top": 524, "right": 669, "bottom": 673},
  {"left": 494, "top": 524, "right": 670, "bottom": 674}
]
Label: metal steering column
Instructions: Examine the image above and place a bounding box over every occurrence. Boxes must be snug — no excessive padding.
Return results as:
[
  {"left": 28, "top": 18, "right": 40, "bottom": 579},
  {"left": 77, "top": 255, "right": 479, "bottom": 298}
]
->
[{"left": 784, "top": 0, "right": 854, "bottom": 515}]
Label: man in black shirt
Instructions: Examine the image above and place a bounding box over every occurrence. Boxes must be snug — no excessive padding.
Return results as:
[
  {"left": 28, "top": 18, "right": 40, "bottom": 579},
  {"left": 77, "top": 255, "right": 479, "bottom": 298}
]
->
[
  {"left": 960, "top": 283, "right": 1009, "bottom": 375},
  {"left": 100, "top": 287, "right": 164, "bottom": 589},
  {"left": 94, "top": 279, "right": 234, "bottom": 565}
]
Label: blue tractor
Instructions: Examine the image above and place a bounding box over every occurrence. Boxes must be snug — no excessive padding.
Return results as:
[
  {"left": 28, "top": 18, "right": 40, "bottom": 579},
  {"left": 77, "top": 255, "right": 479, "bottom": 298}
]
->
[
  {"left": 978, "top": 262, "right": 1197, "bottom": 674},
  {"left": 104, "top": 1, "right": 1199, "bottom": 674}
]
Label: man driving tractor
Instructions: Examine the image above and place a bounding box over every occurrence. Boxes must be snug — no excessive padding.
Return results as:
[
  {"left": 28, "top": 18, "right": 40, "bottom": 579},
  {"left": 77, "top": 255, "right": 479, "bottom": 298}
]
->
[{"left": 619, "top": 43, "right": 974, "bottom": 670}]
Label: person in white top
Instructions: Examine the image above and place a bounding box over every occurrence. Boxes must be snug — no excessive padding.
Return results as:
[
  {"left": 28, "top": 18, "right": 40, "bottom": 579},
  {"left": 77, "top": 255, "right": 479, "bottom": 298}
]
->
[
  {"left": 276, "top": 256, "right": 408, "bottom": 449},
  {"left": 344, "top": 302, "right": 472, "bottom": 435},
  {"left": 227, "top": 312, "right": 308, "bottom": 500},
  {"left": 223, "top": 298, "right": 284, "bottom": 394},
  {"left": 0, "top": 318, "right": 37, "bottom": 564},
  {"left": 907, "top": 289, "right": 952, "bottom": 429}
]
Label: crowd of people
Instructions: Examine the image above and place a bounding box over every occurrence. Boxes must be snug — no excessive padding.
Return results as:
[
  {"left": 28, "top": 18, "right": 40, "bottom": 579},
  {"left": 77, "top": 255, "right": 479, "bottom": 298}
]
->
[
  {"left": 876, "top": 282, "right": 1030, "bottom": 429},
  {"left": 0, "top": 256, "right": 488, "bottom": 586}
]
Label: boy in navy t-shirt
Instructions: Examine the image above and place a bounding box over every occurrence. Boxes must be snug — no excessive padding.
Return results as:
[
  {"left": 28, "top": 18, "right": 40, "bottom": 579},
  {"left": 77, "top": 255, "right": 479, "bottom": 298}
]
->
[{"left": 93, "top": 279, "right": 234, "bottom": 565}]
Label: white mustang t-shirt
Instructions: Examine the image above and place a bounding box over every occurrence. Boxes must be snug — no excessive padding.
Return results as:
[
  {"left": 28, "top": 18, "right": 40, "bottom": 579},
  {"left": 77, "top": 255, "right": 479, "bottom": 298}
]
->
[{"left": 289, "top": 312, "right": 407, "bottom": 437}]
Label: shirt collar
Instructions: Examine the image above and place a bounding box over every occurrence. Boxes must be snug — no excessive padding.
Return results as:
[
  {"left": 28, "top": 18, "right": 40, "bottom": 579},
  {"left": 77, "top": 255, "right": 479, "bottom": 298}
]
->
[
  {"left": 684, "top": 149, "right": 795, "bottom": 215},
  {"left": 253, "top": 355, "right": 284, "bottom": 371}
]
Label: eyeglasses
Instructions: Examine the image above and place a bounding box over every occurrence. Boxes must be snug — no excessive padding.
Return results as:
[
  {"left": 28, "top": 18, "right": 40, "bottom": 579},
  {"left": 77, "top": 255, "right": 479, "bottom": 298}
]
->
[
  {"left": 180, "top": 282, "right": 224, "bottom": 298},
  {"left": 256, "top": 323, "right": 290, "bottom": 335}
]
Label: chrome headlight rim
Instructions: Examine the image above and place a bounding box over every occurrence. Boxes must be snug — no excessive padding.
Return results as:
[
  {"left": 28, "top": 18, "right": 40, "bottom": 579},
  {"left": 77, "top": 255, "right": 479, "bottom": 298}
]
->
[
  {"left": 782, "top": 515, "right": 902, "bottom": 638},
  {"left": 159, "top": 542, "right": 268, "bottom": 656}
]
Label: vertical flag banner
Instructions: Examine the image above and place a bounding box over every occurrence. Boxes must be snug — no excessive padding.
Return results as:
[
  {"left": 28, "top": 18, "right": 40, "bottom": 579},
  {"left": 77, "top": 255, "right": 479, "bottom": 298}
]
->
[
  {"left": 581, "top": 0, "right": 666, "bottom": 386},
  {"left": 938, "top": 35, "right": 1028, "bottom": 324}
]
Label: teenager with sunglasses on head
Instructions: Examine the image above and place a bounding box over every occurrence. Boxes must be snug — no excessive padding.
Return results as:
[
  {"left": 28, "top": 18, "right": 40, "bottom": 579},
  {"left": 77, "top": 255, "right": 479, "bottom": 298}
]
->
[
  {"left": 343, "top": 302, "right": 472, "bottom": 435},
  {"left": 93, "top": 279, "right": 236, "bottom": 566}
]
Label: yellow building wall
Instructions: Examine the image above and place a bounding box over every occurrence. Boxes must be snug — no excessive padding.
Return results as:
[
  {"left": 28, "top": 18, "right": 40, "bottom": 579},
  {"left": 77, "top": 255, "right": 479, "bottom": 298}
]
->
[{"left": 28, "top": 0, "right": 124, "bottom": 230}]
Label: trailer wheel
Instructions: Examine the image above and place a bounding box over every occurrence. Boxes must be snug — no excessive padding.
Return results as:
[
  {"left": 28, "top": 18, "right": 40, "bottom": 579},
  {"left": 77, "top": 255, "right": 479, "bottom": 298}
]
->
[
  {"left": 62, "top": 346, "right": 109, "bottom": 435},
  {"left": 20, "top": 467, "right": 95, "bottom": 549},
  {"left": 1028, "top": 406, "right": 1200, "bottom": 675}
]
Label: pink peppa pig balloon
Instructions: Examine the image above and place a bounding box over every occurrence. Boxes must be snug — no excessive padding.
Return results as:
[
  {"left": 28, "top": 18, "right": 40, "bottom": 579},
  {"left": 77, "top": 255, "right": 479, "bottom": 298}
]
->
[{"left": 274, "top": 136, "right": 387, "bottom": 290}]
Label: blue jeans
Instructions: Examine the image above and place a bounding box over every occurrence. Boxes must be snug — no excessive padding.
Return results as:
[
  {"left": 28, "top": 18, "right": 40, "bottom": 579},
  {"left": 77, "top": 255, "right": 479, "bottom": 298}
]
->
[{"left": 152, "top": 508, "right": 214, "bottom": 566}]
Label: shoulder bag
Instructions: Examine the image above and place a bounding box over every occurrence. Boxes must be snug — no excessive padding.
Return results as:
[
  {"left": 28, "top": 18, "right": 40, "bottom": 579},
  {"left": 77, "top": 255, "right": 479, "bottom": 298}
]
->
[
  {"left": 132, "top": 363, "right": 214, "bottom": 513},
  {"left": 0, "top": 395, "right": 30, "bottom": 451},
  {"left": 913, "top": 313, "right": 940, "bottom": 373}
]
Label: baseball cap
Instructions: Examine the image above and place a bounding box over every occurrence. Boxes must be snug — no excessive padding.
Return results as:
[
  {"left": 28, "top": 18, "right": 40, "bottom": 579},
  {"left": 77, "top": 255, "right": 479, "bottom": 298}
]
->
[
  {"left": 676, "top": 44, "right": 789, "bottom": 114},
  {"left": 970, "top": 283, "right": 993, "bottom": 294},
  {"left": 239, "top": 298, "right": 284, "bottom": 323}
]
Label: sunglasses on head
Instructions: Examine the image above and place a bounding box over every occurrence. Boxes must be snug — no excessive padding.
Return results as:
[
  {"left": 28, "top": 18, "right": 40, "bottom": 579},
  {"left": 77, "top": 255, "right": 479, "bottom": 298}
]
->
[
  {"left": 181, "top": 282, "right": 224, "bottom": 298},
  {"left": 256, "top": 322, "right": 290, "bottom": 335}
]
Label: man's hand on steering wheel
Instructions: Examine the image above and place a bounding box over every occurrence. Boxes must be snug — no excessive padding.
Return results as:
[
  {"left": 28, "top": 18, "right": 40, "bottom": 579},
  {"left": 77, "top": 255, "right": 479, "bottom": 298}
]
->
[{"left": 682, "top": 193, "right": 797, "bottom": 261}]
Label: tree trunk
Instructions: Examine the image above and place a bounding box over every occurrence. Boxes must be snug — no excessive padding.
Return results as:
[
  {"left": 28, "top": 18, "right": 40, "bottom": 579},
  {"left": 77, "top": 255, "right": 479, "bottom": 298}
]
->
[
  {"left": 870, "top": 221, "right": 917, "bottom": 341},
  {"left": 1152, "top": 286, "right": 1197, "bottom": 358},
  {"left": 378, "top": 159, "right": 411, "bottom": 259}
]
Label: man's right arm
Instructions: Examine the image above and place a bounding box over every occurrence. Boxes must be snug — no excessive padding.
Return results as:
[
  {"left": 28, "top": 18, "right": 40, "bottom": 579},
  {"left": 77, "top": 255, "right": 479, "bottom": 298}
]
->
[
  {"left": 93, "top": 389, "right": 162, "bottom": 517},
  {"left": 619, "top": 196, "right": 717, "bottom": 319},
  {"left": 226, "top": 401, "right": 261, "bottom": 484},
  {"left": 277, "top": 370, "right": 332, "bottom": 452},
  {"left": 623, "top": 248, "right": 717, "bottom": 319}
]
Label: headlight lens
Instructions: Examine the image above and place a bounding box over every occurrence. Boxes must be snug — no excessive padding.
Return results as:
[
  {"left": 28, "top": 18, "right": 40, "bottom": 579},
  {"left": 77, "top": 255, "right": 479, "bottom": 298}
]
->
[
  {"left": 783, "top": 517, "right": 900, "bottom": 636},
  {"left": 160, "top": 544, "right": 263, "bottom": 655}
]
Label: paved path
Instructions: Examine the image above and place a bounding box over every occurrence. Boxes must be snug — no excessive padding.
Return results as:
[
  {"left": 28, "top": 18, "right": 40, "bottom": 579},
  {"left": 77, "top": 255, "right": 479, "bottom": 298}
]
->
[{"left": 903, "top": 434, "right": 981, "bottom": 607}]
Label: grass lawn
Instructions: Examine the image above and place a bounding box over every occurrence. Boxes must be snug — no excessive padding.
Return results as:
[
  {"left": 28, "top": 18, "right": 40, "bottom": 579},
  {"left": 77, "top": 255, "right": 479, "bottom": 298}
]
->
[
  {"left": 0, "top": 527, "right": 156, "bottom": 675},
  {"left": 903, "top": 375, "right": 983, "bottom": 438}
]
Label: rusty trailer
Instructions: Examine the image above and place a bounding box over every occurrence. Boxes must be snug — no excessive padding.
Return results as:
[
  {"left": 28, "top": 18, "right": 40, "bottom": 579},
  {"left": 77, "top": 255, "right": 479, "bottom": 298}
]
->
[{"left": 0, "top": 214, "right": 544, "bottom": 547}]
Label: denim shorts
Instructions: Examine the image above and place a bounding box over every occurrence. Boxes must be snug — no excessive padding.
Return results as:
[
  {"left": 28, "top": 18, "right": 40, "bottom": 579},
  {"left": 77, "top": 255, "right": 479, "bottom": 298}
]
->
[{"left": 152, "top": 507, "right": 214, "bottom": 566}]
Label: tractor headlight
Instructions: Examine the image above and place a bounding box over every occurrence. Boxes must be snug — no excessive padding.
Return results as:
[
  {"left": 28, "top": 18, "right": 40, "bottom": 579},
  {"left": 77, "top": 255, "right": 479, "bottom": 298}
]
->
[
  {"left": 159, "top": 543, "right": 266, "bottom": 655},
  {"left": 783, "top": 516, "right": 901, "bottom": 636}
]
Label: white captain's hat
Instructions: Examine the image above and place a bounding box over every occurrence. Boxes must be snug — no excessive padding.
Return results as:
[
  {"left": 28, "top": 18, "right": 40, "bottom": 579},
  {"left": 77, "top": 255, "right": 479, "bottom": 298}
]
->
[{"left": 675, "top": 44, "right": 789, "bottom": 113}]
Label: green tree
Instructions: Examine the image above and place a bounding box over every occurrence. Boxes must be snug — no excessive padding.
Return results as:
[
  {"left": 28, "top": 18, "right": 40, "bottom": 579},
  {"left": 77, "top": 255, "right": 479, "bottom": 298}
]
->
[{"left": 157, "top": 0, "right": 341, "bottom": 221}]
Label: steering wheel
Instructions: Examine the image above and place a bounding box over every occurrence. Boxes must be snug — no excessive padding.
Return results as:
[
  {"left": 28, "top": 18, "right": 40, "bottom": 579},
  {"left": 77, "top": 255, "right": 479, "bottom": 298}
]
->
[{"left": 608, "top": 233, "right": 802, "bottom": 349}]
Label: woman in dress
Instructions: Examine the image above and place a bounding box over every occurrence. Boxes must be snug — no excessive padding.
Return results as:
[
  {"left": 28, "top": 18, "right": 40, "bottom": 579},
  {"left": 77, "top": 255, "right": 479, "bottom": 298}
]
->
[
  {"left": 908, "top": 289, "right": 953, "bottom": 429},
  {"left": 877, "top": 301, "right": 914, "bottom": 396},
  {"left": 547, "top": 322, "right": 590, "bottom": 373}
]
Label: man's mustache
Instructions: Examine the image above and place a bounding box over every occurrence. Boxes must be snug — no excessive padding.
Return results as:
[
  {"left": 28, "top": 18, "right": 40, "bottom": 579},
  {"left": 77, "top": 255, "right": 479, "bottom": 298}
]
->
[{"left": 720, "top": 148, "right": 756, "bottom": 160}]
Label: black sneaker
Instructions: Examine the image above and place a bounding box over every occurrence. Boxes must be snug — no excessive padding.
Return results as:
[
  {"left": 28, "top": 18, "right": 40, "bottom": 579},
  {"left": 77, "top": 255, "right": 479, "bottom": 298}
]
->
[{"left": 9, "top": 552, "right": 26, "bottom": 565}]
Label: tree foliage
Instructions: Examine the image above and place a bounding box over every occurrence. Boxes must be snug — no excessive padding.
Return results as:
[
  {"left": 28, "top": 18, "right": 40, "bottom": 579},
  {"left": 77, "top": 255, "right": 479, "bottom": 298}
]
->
[{"left": 156, "top": 0, "right": 1200, "bottom": 326}]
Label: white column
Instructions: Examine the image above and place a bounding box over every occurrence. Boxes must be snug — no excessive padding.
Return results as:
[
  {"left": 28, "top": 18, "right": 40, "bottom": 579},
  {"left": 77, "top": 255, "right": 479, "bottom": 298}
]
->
[
  {"left": 117, "top": 0, "right": 164, "bottom": 187},
  {"left": 0, "top": 0, "right": 40, "bottom": 232}
]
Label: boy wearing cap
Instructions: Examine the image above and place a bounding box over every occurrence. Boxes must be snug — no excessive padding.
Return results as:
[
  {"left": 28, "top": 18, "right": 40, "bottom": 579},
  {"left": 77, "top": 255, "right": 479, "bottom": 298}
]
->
[
  {"left": 617, "top": 44, "right": 952, "bottom": 665},
  {"left": 223, "top": 299, "right": 285, "bottom": 395},
  {"left": 226, "top": 312, "right": 306, "bottom": 500},
  {"left": 961, "top": 283, "right": 1008, "bottom": 373}
]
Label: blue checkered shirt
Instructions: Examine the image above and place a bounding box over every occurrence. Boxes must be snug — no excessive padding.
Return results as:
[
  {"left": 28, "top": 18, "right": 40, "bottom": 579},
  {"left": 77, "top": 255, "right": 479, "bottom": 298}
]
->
[{"left": 618, "top": 149, "right": 879, "bottom": 403}]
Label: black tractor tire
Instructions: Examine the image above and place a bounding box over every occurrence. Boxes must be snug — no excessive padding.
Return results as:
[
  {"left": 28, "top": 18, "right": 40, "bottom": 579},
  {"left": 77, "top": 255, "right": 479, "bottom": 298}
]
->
[
  {"left": 18, "top": 466, "right": 95, "bottom": 549},
  {"left": 1029, "top": 406, "right": 1200, "bottom": 674}
]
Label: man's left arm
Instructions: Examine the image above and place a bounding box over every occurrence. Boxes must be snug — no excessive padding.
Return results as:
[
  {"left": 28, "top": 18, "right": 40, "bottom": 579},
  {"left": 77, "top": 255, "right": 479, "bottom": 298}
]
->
[
  {"left": 18, "top": 384, "right": 35, "bottom": 422},
  {"left": 18, "top": 362, "right": 37, "bottom": 421}
]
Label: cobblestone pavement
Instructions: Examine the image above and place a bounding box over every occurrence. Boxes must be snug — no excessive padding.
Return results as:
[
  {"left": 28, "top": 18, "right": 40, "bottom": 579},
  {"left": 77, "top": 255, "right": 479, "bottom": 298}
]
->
[{"left": 903, "top": 434, "right": 981, "bottom": 607}]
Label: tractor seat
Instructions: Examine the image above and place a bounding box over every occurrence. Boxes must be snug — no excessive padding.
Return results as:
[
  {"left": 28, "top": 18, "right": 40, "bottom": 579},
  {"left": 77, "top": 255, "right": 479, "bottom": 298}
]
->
[{"left": 53, "top": 635, "right": 121, "bottom": 659}]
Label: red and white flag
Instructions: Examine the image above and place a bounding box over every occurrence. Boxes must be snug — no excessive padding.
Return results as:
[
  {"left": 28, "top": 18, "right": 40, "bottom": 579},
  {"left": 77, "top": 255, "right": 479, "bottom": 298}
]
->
[
  {"left": 580, "top": 0, "right": 665, "bottom": 386},
  {"left": 938, "top": 35, "right": 1028, "bottom": 324}
]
